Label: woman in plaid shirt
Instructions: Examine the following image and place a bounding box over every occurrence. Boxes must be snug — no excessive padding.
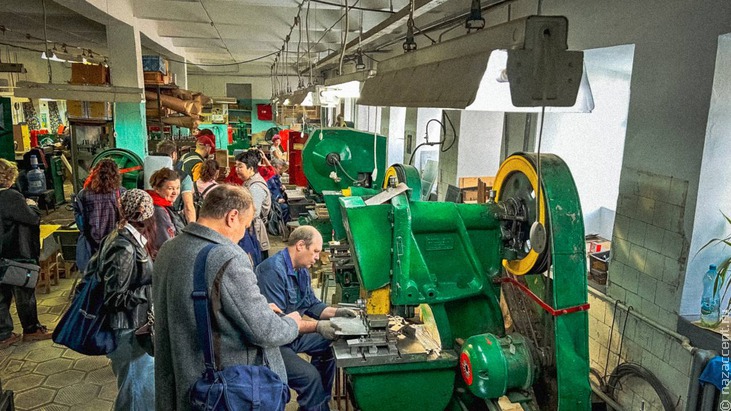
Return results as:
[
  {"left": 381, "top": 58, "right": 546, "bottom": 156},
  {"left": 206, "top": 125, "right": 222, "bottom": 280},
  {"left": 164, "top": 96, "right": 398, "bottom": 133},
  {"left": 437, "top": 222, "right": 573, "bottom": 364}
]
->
[{"left": 76, "top": 159, "right": 124, "bottom": 253}]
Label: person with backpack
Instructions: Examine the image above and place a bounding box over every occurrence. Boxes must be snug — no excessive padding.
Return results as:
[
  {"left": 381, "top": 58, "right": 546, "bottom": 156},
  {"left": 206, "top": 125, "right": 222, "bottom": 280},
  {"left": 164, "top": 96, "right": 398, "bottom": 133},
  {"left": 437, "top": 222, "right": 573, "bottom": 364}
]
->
[
  {"left": 178, "top": 130, "right": 215, "bottom": 183},
  {"left": 193, "top": 160, "right": 220, "bottom": 212},
  {"left": 153, "top": 184, "right": 301, "bottom": 411},
  {"left": 97, "top": 189, "right": 157, "bottom": 410},
  {"left": 234, "top": 150, "right": 273, "bottom": 259}
]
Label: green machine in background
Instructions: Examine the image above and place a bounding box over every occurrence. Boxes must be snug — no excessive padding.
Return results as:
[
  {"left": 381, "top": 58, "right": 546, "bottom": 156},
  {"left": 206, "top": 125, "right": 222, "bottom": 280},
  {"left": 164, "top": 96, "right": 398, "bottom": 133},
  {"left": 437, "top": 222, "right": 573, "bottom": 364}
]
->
[
  {"left": 300, "top": 127, "right": 387, "bottom": 241},
  {"left": 336, "top": 153, "right": 590, "bottom": 410},
  {"left": 0, "top": 98, "right": 13, "bottom": 162},
  {"left": 298, "top": 127, "right": 387, "bottom": 304},
  {"left": 91, "top": 148, "right": 144, "bottom": 190}
]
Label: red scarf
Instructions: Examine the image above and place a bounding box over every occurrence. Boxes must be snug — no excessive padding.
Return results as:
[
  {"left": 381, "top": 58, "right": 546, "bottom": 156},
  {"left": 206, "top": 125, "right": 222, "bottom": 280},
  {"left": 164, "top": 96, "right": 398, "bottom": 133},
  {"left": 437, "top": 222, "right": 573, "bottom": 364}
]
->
[{"left": 147, "top": 190, "right": 172, "bottom": 207}]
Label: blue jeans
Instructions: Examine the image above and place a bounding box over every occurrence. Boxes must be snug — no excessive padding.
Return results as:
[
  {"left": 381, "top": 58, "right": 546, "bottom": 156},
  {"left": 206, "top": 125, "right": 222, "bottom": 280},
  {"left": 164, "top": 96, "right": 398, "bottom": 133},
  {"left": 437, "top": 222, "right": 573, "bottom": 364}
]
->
[
  {"left": 281, "top": 333, "right": 335, "bottom": 411},
  {"left": 107, "top": 329, "right": 155, "bottom": 411}
]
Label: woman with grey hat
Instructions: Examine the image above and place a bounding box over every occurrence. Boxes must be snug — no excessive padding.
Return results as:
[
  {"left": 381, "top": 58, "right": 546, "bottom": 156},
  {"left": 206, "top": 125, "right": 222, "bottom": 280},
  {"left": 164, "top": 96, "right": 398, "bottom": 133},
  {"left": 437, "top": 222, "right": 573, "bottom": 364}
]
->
[{"left": 93, "top": 188, "right": 156, "bottom": 410}]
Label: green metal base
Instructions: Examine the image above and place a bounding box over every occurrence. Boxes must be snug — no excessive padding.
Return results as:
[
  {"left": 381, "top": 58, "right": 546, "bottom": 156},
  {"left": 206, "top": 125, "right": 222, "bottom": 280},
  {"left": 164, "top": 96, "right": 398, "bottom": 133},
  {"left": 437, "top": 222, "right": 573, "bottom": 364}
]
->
[{"left": 346, "top": 355, "right": 458, "bottom": 411}]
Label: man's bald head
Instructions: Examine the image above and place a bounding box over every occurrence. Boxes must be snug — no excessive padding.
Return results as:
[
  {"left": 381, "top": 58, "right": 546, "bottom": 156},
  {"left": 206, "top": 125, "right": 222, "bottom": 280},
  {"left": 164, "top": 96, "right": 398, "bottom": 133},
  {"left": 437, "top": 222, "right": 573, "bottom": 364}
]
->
[{"left": 287, "top": 225, "right": 322, "bottom": 248}]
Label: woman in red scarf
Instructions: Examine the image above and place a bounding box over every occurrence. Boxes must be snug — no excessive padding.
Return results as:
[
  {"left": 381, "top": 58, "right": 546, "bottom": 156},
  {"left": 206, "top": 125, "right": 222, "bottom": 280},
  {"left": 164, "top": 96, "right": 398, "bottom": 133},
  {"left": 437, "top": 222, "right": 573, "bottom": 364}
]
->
[{"left": 146, "top": 168, "right": 184, "bottom": 254}]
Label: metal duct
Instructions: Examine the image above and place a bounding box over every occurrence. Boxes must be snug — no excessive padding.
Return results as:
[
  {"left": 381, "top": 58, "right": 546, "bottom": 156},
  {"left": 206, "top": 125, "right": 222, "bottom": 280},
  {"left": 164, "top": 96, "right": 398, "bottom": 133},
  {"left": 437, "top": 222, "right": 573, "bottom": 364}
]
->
[{"left": 358, "top": 16, "right": 584, "bottom": 109}]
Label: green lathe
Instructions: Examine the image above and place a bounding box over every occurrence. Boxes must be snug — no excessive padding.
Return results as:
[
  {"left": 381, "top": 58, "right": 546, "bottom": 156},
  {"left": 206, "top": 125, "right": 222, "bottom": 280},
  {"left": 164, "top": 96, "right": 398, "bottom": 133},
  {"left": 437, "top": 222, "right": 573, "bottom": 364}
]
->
[{"left": 335, "top": 153, "right": 590, "bottom": 410}]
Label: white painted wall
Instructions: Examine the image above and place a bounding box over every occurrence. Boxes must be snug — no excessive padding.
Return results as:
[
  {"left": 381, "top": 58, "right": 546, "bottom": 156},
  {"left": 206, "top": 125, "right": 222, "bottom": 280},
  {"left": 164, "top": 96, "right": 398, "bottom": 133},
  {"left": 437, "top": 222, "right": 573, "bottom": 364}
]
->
[
  {"left": 387, "top": 107, "right": 406, "bottom": 165},
  {"left": 457, "top": 111, "right": 504, "bottom": 177},
  {"left": 413, "top": 108, "right": 442, "bottom": 171},
  {"left": 681, "top": 34, "right": 731, "bottom": 317},
  {"left": 355, "top": 105, "right": 380, "bottom": 133},
  {"left": 187, "top": 74, "right": 271, "bottom": 99},
  {"left": 540, "top": 45, "right": 634, "bottom": 239}
]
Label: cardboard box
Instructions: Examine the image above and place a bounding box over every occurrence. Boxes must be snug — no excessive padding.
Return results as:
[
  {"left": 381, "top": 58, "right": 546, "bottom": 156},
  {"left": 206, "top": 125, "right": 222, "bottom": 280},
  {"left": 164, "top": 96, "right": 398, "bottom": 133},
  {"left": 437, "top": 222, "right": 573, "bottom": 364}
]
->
[
  {"left": 586, "top": 235, "right": 611, "bottom": 253},
  {"left": 70, "top": 63, "right": 109, "bottom": 85},
  {"left": 589, "top": 250, "right": 610, "bottom": 285},
  {"left": 67, "top": 100, "right": 112, "bottom": 120},
  {"left": 67, "top": 100, "right": 84, "bottom": 118},
  {"left": 459, "top": 176, "right": 495, "bottom": 189},
  {"left": 143, "top": 71, "right": 171, "bottom": 85},
  {"left": 88, "top": 102, "right": 112, "bottom": 119}
]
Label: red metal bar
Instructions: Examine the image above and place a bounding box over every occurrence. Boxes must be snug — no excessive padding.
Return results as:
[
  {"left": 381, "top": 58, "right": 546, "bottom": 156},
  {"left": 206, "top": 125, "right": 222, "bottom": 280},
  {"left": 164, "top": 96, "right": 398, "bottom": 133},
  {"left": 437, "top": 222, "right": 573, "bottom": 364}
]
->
[
  {"left": 497, "top": 277, "right": 590, "bottom": 317},
  {"left": 119, "top": 165, "right": 143, "bottom": 174}
]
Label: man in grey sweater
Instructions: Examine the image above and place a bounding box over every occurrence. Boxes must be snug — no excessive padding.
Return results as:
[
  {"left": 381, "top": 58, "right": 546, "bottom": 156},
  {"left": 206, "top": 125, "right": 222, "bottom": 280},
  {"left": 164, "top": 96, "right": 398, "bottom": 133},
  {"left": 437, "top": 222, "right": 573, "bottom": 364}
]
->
[{"left": 154, "top": 184, "right": 301, "bottom": 411}]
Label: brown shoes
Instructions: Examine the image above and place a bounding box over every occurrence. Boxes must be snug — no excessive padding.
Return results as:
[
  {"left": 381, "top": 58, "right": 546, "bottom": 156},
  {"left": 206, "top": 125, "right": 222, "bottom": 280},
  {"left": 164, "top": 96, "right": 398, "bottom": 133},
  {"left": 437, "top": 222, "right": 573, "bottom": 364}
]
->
[
  {"left": 22, "top": 326, "right": 53, "bottom": 342},
  {"left": 0, "top": 333, "right": 21, "bottom": 349}
]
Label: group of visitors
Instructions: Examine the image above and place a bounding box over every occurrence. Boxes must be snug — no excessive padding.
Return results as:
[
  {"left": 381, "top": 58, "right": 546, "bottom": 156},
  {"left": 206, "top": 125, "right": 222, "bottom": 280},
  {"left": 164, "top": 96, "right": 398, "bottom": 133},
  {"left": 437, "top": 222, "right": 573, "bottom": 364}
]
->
[{"left": 1, "top": 129, "right": 338, "bottom": 411}]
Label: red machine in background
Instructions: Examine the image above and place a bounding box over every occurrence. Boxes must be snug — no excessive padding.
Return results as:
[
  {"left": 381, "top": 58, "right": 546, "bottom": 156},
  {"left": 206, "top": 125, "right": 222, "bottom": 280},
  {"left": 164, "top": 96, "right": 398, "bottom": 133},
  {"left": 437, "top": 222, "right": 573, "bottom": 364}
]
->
[{"left": 288, "top": 130, "right": 309, "bottom": 187}]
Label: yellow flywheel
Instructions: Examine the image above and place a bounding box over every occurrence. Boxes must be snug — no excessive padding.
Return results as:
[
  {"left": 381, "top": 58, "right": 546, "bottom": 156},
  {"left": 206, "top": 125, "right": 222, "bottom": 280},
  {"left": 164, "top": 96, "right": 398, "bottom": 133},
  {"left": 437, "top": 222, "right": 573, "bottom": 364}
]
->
[{"left": 494, "top": 154, "right": 549, "bottom": 275}]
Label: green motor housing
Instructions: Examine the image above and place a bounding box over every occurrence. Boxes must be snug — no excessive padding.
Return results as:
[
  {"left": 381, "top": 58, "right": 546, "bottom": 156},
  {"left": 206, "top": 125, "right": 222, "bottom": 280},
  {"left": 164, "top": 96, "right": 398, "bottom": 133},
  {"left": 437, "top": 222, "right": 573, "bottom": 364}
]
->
[{"left": 459, "top": 333, "right": 537, "bottom": 399}]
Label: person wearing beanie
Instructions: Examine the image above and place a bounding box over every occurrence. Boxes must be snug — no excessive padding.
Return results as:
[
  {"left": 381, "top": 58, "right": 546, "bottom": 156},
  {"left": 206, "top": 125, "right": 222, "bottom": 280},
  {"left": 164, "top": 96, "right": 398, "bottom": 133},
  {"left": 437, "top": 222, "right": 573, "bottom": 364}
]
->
[
  {"left": 270, "top": 134, "right": 285, "bottom": 161},
  {"left": 93, "top": 188, "right": 156, "bottom": 410}
]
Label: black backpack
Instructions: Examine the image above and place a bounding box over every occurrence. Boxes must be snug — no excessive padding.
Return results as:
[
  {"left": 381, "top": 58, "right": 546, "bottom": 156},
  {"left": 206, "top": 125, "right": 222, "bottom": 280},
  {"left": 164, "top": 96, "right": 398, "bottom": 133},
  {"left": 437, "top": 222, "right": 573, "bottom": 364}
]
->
[{"left": 192, "top": 181, "right": 217, "bottom": 217}]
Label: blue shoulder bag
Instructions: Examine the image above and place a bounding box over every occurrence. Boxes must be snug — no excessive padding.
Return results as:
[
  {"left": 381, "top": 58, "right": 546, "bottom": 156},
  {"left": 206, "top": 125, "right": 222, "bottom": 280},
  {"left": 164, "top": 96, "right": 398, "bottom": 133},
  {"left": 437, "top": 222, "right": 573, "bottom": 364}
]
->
[
  {"left": 52, "top": 244, "right": 116, "bottom": 355},
  {"left": 189, "top": 244, "right": 291, "bottom": 411}
]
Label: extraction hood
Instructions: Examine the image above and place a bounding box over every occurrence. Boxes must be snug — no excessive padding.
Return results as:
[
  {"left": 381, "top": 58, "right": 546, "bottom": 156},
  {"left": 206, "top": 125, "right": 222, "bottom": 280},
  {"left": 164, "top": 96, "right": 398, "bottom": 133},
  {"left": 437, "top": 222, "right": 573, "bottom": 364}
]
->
[{"left": 358, "top": 16, "right": 589, "bottom": 111}]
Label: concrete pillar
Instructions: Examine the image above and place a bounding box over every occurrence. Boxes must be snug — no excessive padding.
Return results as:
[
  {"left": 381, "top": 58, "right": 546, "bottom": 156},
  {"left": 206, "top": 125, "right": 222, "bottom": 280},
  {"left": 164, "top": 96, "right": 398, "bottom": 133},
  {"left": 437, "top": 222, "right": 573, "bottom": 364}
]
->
[
  {"left": 168, "top": 59, "right": 188, "bottom": 90},
  {"left": 457, "top": 111, "right": 504, "bottom": 177},
  {"left": 107, "top": 22, "right": 147, "bottom": 158}
]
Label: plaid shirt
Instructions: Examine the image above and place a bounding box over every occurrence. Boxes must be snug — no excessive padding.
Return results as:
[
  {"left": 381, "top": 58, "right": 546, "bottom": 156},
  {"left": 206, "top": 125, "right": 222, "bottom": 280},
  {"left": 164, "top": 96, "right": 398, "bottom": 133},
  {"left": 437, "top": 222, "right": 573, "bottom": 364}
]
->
[{"left": 78, "top": 188, "right": 124, "bottom": 250}]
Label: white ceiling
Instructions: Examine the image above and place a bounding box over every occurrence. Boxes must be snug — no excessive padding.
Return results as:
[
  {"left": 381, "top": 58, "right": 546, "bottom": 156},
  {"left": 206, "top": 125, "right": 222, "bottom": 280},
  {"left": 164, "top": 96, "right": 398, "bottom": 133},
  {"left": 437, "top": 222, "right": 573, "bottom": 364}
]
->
[{"left": 1, "top": 0, "right": 514, "bottom": 78}]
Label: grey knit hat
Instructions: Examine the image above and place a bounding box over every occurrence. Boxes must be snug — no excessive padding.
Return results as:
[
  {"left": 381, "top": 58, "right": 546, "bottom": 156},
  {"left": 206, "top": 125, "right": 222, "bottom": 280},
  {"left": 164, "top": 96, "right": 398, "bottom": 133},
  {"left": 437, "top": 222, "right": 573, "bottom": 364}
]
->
[{"left": 120, "top": 189, "right": 154, "bottom": 222}]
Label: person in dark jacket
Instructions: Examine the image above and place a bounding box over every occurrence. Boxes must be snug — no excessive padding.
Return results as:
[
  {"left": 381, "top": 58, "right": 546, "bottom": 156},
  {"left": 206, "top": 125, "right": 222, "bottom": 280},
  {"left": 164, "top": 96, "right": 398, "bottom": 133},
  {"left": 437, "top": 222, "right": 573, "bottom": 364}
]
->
[
  {"left": 98, "top": 188, "right": 156, "bottom": 410},
  {"left": 146, "top": 168, "right": 184, "bottom": 257},
  {"left": 0, "top": 159, "right": 53, "bottom": 348}
]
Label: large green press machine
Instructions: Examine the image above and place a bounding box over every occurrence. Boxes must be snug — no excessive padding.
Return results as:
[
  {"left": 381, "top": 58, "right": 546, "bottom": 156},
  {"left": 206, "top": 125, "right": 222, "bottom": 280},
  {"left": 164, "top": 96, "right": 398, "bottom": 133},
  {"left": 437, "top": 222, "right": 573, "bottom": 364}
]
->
[{"left": 334, "top": 153, "right": 590, "bottom": 410}]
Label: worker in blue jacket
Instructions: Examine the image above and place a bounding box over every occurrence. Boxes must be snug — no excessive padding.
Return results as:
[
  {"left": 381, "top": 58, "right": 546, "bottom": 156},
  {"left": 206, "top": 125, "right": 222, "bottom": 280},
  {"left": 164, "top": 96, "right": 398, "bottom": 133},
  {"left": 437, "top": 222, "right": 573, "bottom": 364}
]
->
[{"left": 256, "top": 226, "right": 357, "bottom": 411}]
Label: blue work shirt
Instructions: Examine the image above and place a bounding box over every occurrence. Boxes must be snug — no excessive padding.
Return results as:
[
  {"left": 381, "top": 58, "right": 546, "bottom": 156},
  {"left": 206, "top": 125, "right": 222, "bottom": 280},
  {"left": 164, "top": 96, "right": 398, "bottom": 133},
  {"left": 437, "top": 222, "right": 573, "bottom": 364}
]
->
[{"left": 256, "top": 248, "right": 327, "bottom": 319}]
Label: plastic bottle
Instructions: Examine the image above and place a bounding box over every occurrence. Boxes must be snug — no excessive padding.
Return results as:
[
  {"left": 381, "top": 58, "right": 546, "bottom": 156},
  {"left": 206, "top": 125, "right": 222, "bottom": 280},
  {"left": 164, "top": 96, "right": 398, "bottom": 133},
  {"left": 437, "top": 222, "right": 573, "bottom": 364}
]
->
[
  {"left": 700, "top": 264, "right": 721, "bottom": 327},
  {"left": 27, "top": 155, "right": 47, "bottom": 195}
]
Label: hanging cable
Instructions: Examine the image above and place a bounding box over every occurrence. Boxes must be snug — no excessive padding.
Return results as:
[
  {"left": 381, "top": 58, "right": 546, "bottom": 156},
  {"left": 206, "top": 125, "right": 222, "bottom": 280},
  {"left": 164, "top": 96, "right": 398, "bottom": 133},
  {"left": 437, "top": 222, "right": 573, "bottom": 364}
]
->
[
  {"left": 536, "top": 106, "right": 545, "bottom": 221},
  {"left": 338, "top": 0, "right": 350, "bottom": 75},
  {"left": 403, "top": 0, "right": 417, "bottom": 52},
  {"left": 41, "top": 0, "right": 53, "bottom": 83},
  {"left": 306, "top": 0, "right": 313, "bottom": 85}
]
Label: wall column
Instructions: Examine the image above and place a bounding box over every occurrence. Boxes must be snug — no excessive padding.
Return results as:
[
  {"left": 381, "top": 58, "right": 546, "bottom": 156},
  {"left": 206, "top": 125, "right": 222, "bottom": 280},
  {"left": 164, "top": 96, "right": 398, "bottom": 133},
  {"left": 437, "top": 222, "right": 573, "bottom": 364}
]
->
[
  {"left": 107, "top": 22, "right": 147, "bottom": 157},
  {"left": 168, "top": 58, "right": 188, "bottom": 90}
]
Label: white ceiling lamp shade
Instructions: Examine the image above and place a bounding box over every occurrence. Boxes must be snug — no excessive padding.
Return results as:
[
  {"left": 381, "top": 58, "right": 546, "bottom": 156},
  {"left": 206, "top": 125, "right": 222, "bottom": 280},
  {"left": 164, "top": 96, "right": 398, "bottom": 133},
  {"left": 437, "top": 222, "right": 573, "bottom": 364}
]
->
[
  {"left": 290, "top": 86, "right": 321, "bottom": 107},
  {"left": 41, "top": 50, "right": 66, "bottom": 63},
  {"left": 466, "top": 49, "right": 595, "bottom": 112},
  {"left": 358, "top": 16, "right": 588, "bottom": 110}
]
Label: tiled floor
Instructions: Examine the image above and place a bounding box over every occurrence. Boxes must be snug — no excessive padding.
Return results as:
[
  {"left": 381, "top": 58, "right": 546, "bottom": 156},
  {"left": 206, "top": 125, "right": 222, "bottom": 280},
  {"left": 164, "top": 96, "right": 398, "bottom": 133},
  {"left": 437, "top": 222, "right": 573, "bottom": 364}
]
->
[
  {"left": 0, "top": 278, "right": 118, "bottom": 411},
  {"left": 1, "top": 233, "right": 343, "bottom": 410}
]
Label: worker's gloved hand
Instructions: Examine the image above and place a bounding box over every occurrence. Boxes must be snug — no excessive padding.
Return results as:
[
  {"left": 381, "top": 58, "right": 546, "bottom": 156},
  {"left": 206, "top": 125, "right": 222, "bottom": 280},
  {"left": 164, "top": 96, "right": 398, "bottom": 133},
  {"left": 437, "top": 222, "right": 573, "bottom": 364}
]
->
[
  {"left": 316, "top": 320, "right": 340, "bottom": 340},
  {"left": 334, "top": 308, "right": 358, "bottom": 318}
]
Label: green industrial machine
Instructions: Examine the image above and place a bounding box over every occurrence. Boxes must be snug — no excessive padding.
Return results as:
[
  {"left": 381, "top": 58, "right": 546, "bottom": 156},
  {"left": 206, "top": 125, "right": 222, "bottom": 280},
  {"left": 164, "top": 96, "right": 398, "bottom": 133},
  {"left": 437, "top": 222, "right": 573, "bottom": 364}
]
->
[
  {"left": 91, "top": 148, "right": 144, "bottom": 190},
  {"left": 227, "top": 121, "right": 251, "bottom": 154},
  {"left": 0, "top": 98, "right": 13, "bottom": 162},
  {"left": 336, "top": 153, "right": 590, "bottom": 410},
  {"left": 297, "top": 127, "right": 387, "bottom": 303},
  {"left": 300, "top": 127, "right": 387, "bottom": 242}
]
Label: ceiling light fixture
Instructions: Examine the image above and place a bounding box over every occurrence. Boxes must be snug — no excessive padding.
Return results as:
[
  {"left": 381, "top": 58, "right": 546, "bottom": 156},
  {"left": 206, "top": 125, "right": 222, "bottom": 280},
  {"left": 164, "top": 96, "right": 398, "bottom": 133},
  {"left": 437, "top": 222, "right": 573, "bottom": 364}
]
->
[{"left": 359, "top": 16, "right": 587, "bottom": 110}]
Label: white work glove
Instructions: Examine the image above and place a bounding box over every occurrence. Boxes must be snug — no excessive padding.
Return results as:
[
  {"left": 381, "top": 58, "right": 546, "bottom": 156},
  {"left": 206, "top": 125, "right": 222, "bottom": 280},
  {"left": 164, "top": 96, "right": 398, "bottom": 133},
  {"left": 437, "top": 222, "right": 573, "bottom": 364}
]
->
[
  {"left": 316, "top": 320, "right": 340, "bottom": 340},
  {"left": 334, "top": 308, "right": 358, "bottom": 318}
]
